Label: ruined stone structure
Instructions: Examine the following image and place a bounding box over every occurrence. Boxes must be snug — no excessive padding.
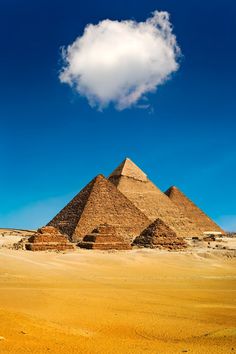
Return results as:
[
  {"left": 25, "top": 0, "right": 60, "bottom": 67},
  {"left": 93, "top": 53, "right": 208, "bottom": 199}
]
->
[
  {"left": 48, "top": 174, "right": 150, "bottom": 242},
  {"left": 25, "top": 226, "right": 74, "bottom": 251},
  {"left": 46, "top": 158, "right": 224, "bottom": 249},
  {"left": 79, "top": 224, "right": 132, "bottom": 250},
  {"left": 109, "top": 158, "right": 203, "bottom": 238},
  {"left": 133, "top": 218, "right": 187, "bottom": 250},
  {"left": 165, "top": 186, "right": 224, "bottom": 235}
]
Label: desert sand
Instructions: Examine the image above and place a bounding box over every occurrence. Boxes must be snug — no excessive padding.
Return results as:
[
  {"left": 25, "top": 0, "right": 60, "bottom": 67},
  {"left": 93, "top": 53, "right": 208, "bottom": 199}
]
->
[{"left": 0, "top": 241, "right": 236, "bottom": 354}]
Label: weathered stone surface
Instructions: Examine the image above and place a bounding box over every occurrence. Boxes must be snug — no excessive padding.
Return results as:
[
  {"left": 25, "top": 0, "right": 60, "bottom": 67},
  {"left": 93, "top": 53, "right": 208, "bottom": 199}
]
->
[
  {"left": 44, "top": 158, "right": 223, "bottom": 248},
  {"left": 48, "top": 175, "right": 150, "bottom": 242},
  {"left": 165, "top": 186, "right": 224, "bottom": 235},
  {"left": 26, "top": 244, "right": 74, "bottom": 251},
  {"left": 110, "top": 157, "right": 148, "bottom": 181},
  {"left": 133, "top": 218, "right": 188, "bottom": 250},
  {"left": 109, "top": 159, "right": 203, "bottom": 238},
  {"left": 79, "top": 224, "right": 132, "bottom": 250},
  {"left": 25, "top": 226, "right": 74, "bottom": 251}
]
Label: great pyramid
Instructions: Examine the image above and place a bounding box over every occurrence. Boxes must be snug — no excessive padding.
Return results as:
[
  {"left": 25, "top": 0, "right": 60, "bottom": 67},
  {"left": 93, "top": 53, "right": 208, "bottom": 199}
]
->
[
  {"left": 79, "top": 224, "right": 132, "bottom": 250},
  {"left": 133, "top": 218, "right": 187, "bottom": 250},
  {"left": 47, "top": 174, "right": 150, "bottom": 242},
  {"left": 109, "top": 158, "right": 203, "bottom": 237},
  {"left": 165, "top": 186, "right": 224, "bottom": 234}
]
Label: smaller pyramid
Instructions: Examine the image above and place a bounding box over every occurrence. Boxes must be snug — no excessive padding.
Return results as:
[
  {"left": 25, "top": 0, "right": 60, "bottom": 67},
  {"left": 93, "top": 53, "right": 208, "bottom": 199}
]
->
[
  {"left": 25, "top": 226, "right": 74, "bottom": 251},
  {"left": 133, "top": 218, "right": 187, "bottom": 250},
  {"left": 79, "top": 224, "right": 132, "bottom": 250},
  {"left": 165, "top": 186, "right": 224, "bottom": 234}
]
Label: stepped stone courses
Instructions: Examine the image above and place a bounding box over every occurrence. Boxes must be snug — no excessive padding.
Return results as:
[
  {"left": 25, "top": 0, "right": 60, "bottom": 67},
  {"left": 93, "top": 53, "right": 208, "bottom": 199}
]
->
[
  {"left": 46, "top": 158, "right": 224, "bottom": 250},
  {"left": 79, "top": 224, "right": 132, "bottom": 250},
  {"left": 48, "top": 174, "right": 150, "bottom": 242},
  {"left": 133, "top": 218, "right": 187, "bottom": 250},
  {"left": 165, "top": 186, "right": 224, "bottom": 235},
  {"left": 25, "top": 226, "right": 74, "bottom": 251},
  {"left": 109, "top": 158, "right": 204, "bottom": 238}
]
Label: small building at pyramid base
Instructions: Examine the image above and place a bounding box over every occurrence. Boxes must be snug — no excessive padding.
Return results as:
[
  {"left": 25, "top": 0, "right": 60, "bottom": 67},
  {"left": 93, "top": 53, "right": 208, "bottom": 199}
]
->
[
  {"left": 133, "top": 218, "right": 188, "bottom": 251},
  {"left": 79, "top": 224, "right": 132, "bottom": 250},
  {"left": 25, "top": 226, "right": 75, "bottom": 251}
]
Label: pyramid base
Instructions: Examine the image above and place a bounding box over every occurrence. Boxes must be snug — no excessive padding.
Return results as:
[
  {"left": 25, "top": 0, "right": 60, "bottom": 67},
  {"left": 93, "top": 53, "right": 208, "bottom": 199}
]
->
[
  {"left": 133, "top": 239, "right": 188, "bottom": 251},
  {"left": 142, "top": 243, "right": 187, "bottom": 250},
  {"left": 79, "top": 241, "right": 131, "bottom": 250},
  {"left": 25, "top": 243, "right": 75, "bottom": 251}
]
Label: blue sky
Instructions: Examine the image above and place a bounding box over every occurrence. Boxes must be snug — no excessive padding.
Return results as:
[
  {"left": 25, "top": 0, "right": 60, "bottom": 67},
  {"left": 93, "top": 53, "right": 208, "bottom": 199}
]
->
[{"left": 0, "top": 0, "right": 235, "bottom": 230}]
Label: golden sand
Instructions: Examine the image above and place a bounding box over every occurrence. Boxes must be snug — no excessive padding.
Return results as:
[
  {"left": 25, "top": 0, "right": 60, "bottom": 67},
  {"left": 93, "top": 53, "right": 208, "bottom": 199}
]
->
[{"left": 0, "top": 248, "right": 235, "bottom": 353}]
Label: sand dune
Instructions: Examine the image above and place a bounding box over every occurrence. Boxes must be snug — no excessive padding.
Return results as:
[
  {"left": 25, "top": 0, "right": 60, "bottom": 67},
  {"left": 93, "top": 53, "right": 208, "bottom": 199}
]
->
[{"left": 0, "top": 247, "right": 235, "bottom": 353}]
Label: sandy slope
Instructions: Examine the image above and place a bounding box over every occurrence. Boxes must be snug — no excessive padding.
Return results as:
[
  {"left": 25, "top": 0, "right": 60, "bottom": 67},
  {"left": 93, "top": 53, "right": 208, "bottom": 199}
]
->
[{"left": 0, "top": 248, "right": 235, "bottom": 354}]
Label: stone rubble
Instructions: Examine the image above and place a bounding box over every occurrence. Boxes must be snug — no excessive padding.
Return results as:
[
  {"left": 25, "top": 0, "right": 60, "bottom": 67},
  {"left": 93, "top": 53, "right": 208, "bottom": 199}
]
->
[{"left": 133, "top": 218, "right": 188, "bottom": 250}]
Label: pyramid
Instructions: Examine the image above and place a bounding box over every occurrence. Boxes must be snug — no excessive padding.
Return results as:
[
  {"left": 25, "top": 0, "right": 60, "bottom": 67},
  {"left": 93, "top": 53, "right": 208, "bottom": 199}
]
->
[
  {"left": 25, "top": 226, "right": 74, "bottom": 251},
  {"left": 47, "top": 174, "right": 150, "bottom": 242},
  {"left": 109, "top": 158, "right": 203, "bottom": 237},
  {"left": 110, "top": 157, "right": 148, "bottom": 182},
  {"left": 165, "top": 186, "right": 224, "bottom": 234},
  {"left": 133, "top": 218, "right": 187, "bottom": 250},
  {"left": 79, "top": 224, "right": 132, "bottom": 250}
]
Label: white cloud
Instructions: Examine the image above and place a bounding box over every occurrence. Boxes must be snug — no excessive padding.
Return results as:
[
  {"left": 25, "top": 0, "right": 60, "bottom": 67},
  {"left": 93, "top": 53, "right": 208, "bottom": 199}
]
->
[{"left": 59, "top": 11, "right": 180, "bottom": 110}]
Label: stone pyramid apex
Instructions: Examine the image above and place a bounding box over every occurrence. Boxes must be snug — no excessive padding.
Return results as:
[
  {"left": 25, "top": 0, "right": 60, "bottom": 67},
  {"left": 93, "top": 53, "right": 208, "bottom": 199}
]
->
[
  {"left": 94, "top": 174, "right": 106, "bottom": 181},
  {"left": 170, "top": 185, "right": 178, "bottom": 190},
  {"left": 109, "top": 158, "right": 147, "bottom": 182},
  {"left": 165, "top": 185, "right": 179, "bottom": 196},
  {"left": 141, "top": 218, "right": 174, "bottom": 236}
]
